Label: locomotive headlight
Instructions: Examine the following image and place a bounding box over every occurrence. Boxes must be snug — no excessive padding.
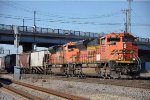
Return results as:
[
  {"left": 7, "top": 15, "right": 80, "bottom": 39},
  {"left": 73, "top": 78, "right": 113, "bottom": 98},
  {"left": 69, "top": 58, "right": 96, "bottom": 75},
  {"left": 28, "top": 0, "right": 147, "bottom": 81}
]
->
[
  {"left": 118, "top": 58, "right": 121, "bottom": 61},
  {"left": 133, "top": 58, "right": 136, "bottom": 61}
]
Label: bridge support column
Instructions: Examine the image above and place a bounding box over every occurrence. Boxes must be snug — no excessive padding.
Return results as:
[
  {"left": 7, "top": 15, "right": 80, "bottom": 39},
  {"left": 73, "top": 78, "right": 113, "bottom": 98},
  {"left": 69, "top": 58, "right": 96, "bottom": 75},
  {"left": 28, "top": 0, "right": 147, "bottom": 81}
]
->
[
  {"left": 22, "top": 43, "right": 36, "bottom": 52},
  {"left": 32, "top": 43, "right": 37, "bottom": 51}
]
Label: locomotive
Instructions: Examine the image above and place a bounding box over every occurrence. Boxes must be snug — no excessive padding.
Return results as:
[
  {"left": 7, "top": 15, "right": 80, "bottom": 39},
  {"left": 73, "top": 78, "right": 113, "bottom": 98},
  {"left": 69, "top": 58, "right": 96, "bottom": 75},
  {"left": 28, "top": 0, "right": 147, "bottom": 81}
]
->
[
  {"left": 47, "top": 32, "right": 141, "bottom": 78},
  {"left": 0, "top": 32, "right": 141, "bottom": 79}
]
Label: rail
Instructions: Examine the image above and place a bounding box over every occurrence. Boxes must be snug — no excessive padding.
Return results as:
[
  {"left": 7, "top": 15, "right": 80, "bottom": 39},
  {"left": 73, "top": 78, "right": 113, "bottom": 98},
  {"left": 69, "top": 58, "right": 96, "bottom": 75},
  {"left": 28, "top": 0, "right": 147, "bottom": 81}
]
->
[
  {"left": 0, "top": 82, "right": 42, "bottom": 100},
  {"left": 0, "top": 78, "right": 88, "bottom": 100}
]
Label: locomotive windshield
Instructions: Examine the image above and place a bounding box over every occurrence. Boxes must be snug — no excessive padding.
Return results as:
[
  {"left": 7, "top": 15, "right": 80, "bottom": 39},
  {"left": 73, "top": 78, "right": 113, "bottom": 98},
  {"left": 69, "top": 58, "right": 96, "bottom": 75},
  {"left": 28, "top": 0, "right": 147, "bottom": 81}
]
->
[
  {"left": 68, "top": 45, "right": 77, "bottom": 52},
  {"left": 68, "top": 45, "right": 76, "bottom": 49},
  {"left": 107, "top": 38, "right": 120, "bottom": 42},
  {"left": 123, "top": 37, "right": 134, "bottom": 42}
]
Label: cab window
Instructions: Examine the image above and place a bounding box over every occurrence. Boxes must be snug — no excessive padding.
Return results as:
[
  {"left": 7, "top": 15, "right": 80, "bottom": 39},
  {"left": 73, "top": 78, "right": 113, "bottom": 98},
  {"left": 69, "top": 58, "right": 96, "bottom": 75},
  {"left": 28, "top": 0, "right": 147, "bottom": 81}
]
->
[
  {"left": 68, "top": 45, "right": 76, "bottom": 52},
  {"left": 107, "top": 38, "right": 120, "bottom": 42},
  {"left": 68, "top": 45, "right": 76, "bottom": 49},
  {"left": 123, "top": 37, "right": 134, "bottom": 42},
  {"left": 101, "top": 38, "right": 106, "bottom": 45}
]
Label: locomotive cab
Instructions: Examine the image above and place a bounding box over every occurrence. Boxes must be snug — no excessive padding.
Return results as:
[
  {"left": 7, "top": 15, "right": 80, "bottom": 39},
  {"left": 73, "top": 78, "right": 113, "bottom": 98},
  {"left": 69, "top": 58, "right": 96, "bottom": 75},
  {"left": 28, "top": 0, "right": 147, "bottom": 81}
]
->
[
  {"left": 63, "top": 42, "right": 79, "bottom": 63},
  {"left": 100, "top": 33, "right": 141, "bottom": 76}
]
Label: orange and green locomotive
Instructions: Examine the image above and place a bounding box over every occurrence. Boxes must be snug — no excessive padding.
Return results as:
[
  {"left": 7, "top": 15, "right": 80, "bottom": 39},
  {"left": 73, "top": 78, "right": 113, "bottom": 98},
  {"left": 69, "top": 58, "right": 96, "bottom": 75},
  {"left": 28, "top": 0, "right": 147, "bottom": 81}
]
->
[{"left": 48, "top": 32, "right": 141, "bottom": 78}]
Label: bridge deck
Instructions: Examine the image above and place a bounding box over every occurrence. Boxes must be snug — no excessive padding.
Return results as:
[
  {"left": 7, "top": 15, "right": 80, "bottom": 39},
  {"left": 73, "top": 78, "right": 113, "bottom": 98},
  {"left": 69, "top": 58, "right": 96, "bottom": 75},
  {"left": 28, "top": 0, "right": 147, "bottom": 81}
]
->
[{"left": 0, "top": 24, "right": 150, "bottom": 48}]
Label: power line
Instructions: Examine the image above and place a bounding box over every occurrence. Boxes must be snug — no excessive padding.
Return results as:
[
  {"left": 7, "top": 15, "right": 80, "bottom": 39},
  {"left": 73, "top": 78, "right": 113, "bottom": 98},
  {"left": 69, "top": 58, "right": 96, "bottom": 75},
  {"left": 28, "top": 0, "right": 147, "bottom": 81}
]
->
[
  {"left": 3, "top": 1, "right": 33, "bottom": 13},
  {"left": 0, "top": 13, "right": 149, "bottom": 27},
  {"left": 0, "top": 14, "right": 122, "bottom": 26},
  {"left": 4, "top": 1, "right": 122, "bottom": 20}
]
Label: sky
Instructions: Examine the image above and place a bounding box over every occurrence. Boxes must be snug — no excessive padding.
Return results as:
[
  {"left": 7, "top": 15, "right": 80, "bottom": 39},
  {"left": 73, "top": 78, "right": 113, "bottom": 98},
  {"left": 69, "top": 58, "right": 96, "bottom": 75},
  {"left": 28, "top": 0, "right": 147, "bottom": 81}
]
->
[{"left": 0, "top": 0, "right": 150, "bottom": 54}]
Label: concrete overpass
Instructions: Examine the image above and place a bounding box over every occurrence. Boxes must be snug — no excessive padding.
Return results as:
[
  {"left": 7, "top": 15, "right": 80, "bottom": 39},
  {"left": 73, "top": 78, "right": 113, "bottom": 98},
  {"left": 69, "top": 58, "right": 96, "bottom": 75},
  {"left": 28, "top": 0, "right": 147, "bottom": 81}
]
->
[
  {"left": 0, "top": 24, "right": 100, "bottom": 52},
  {"left": 0, "top": 24, "right": 150, "bottom": 62}
]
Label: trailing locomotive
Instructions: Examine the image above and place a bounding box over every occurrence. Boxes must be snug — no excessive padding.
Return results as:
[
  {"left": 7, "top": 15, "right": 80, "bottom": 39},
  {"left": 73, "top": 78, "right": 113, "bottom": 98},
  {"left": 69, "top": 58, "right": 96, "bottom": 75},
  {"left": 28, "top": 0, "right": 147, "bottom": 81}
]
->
[{"left": 48, "top": 32, "right": 141, "bottom": 78}]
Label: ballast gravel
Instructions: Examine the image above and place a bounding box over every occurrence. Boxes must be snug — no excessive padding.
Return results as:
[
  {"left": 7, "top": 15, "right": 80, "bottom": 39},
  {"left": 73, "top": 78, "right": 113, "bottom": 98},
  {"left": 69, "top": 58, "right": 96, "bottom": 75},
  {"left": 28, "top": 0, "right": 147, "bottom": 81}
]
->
[
  {"left": 1, "top": 74, "right": 150, "bottom": 100},
  {"left": 0, "top": 88, "right": 27, "bottom": 100},
  {"left": 20, "top": 78, "right": 150, "bottom": 100}
]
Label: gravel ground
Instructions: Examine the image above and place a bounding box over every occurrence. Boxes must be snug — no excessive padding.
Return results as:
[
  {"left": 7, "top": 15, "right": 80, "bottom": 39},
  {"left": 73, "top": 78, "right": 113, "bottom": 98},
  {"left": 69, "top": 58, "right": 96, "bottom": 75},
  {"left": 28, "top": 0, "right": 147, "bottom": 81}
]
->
[
  {"left": 0, "top": 88, "right": 28, "bottom": 100},
  {"left": 1, "top": 74, "right": 150, "bottom": 100},
  {"left": 20, "top": 78, "right": 150, "bottom": 100}
]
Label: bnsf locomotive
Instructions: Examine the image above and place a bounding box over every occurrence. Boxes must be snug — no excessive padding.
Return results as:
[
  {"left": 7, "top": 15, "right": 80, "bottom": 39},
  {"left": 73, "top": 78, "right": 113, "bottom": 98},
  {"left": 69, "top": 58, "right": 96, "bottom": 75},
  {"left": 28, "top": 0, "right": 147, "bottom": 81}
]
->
[{"left": 47, "top": 32, "right": 141, "bottom": 78}]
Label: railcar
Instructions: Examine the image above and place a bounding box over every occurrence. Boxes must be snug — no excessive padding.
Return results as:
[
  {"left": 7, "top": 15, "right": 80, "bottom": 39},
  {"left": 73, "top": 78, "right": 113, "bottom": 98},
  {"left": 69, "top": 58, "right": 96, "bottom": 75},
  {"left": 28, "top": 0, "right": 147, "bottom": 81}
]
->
[
  {"left": 19, "top": 53, "right": 30, "bottom": 74},
  {"left": 5, "top": 54, "right": 16, "bottom": 73},
  {"left": 0, "top": 51, "right": 48, "bottom": 74},
  {"left": 2, "top": 54, "right": 30, "bottom": 73},
  {"left": 48, "top": 32, "right": 141, "bottom": 78},
  {"left": 30, "top": 50, "right": 49, "bottom": 74}
]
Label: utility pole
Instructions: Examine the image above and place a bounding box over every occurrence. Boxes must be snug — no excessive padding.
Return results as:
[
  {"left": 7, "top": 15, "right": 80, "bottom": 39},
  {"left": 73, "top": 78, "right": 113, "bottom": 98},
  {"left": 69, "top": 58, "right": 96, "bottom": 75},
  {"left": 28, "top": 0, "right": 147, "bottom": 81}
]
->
[
  {"left": 127, "top": 0, "right": 133, "bottom": 34},
  {"left": 23, "top": 19, "right": 24, "bottom": 27},
  {"left": 123, "top": 9, "right": 129, "bottom": 33},
  {"left": 23, "top": 19, "right": 24, "bottom": 31},
  {"left": 14, "top": 26, "right": 19, "bottom": 67},
  {"left": 14, "top": 25, "right": 21, "bottom": 80},
  {"left": 34, "top": 11, "right": 36, "bottom": 32},
  {"left": 123, "top": 0, "right": 133, "bottom": 33},
  {"left": 33, "top": 11, "right": 37, "bottom": 51}
]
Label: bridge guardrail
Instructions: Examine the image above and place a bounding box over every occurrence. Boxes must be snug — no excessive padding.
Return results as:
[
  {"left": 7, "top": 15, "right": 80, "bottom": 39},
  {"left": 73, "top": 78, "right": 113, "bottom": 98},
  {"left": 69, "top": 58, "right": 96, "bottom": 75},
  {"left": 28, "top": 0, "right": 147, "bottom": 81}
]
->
[
  {"left": 0, "top": 24, "right": 13, "bottom": 31},
  {"left": 41, "top": 28, "right": 48, "bottom": 33},
  {"left": 27, "top": 26, "right": 34, "bottom": 33},
  {"left": 58, "top": 29, "right": 64, "bottom": 34},
  {"left": 2, "top": 24, "right": 150, "bottom": 44},
  {"left": 1, "top": 24, "right": 150, "bottom": 45},
  {"left": 0, "top": 24, "right": 100, "bottom": 38},
  {"left": 48, "top": 28, "right": 53, "bottom": 33},
  {"left": 135, "top": 37, "right": 150, "bottom": 45}
]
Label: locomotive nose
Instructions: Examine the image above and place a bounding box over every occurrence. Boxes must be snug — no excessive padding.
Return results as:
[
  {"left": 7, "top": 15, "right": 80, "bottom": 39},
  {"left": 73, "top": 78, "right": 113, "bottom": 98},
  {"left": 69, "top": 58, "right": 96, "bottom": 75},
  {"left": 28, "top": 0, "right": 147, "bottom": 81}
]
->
[{"left": 122, "top": 42, "right": 136, "bottom": 61}]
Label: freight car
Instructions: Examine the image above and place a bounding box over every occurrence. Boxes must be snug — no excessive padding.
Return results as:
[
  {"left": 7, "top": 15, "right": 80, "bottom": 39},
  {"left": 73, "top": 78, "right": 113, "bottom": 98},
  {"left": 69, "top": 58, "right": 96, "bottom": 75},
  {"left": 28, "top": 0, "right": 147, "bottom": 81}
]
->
[
  {"left": 30, "top": 50, "right": 49, "bottom": 74},
  {"left": 47, "top": 32, "right": 141, "bottom": 78},
  {"left": 0, "top": 51, "right": 48, "bottom": 74},
  {"left": 5, "top": 54, "right": 16, "bottom": 73},
  {"left": 19, "top": 53, "right": 30, "bottom": 74},
  {"left": 2, "top": 54, "right": 30, "bottom": 73}
]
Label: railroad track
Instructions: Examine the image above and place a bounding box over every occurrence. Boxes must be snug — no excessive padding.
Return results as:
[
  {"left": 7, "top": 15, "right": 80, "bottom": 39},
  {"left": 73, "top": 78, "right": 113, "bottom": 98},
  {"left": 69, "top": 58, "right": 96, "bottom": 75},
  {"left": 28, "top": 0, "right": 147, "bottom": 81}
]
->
[
  {"left": 21, "top": 74, "right": 150, "bottom": 90},
  {"left": 0, "top": 78, "right": 88, "bottom": 100}
]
